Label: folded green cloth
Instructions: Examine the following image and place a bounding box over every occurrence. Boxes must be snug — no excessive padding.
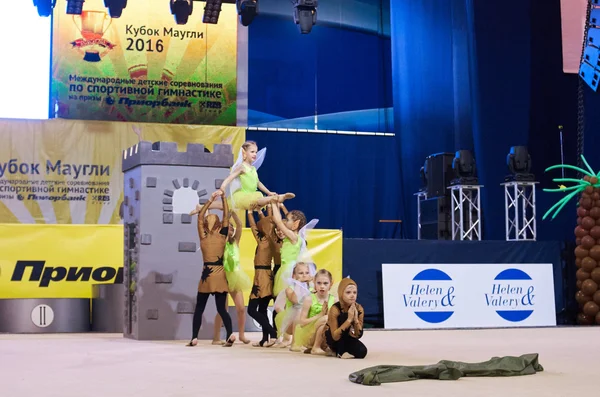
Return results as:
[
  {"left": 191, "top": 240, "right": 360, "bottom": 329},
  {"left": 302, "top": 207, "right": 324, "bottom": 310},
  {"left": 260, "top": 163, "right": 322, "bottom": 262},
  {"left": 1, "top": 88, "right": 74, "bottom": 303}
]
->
[{"left": 349, "top": 353, "right": 543, "bottom": 386}]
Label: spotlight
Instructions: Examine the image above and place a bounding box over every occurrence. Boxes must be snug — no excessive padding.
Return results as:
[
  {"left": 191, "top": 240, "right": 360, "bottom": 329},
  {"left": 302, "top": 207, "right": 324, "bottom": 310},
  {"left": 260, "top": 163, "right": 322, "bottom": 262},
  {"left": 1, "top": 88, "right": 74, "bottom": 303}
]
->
[
  {"left": 203, "top": 0, "right": 223, "bottom": 24},
  {"left": 32, "top": 0, "right": 56, "bottom": 17},
  {"left": 236, "top": 0, "right": 258, "bottom": 27},
  {"left": 66, "top": 0, "right": 85, "bottom": 15},
  {"left": 450, "top": 149, "right": 479, "bottom": 186},
  {"left": 170, "top": 0, "right": 193, "bottom": 25},
  {"left": 505, "top": 146, "right": 535, "bottom": 182},
  {"left": 292, "top": 0, "right": 317, "bottom": 34},
  {"left": 104, "top": 0, "right": 127, "bottom": 18}
]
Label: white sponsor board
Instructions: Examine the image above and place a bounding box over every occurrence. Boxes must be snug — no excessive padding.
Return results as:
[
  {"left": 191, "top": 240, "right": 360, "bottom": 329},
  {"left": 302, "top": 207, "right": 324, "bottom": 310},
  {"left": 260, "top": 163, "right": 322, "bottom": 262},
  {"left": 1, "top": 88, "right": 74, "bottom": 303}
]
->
[{"left": 382, "top": 263, "right": 556, "bottom": 329}]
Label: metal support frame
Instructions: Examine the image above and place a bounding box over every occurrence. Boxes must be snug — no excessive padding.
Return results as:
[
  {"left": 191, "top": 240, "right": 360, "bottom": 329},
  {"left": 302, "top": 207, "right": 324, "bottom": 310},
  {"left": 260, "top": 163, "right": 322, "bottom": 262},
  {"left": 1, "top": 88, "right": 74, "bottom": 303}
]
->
[
  {"left": 449, "top": 185, "right": 483, "bottom": 241},
  {"left": 415, "top": 191, "right": 428, "bottom": 240},
  {"left": 502, "top": 181, "right": 538, "bottom": 241}
]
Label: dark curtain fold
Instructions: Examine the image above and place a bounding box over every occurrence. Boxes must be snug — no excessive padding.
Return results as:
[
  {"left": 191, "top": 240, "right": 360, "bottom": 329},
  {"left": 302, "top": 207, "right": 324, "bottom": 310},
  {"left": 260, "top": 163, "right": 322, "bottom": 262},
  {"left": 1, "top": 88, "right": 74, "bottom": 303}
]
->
[
  {"left": 245, "top": 131, "right": 402, "bottom": 238},
  {"left": 391, "top": 0, "right": 577, "bottom": 240}
]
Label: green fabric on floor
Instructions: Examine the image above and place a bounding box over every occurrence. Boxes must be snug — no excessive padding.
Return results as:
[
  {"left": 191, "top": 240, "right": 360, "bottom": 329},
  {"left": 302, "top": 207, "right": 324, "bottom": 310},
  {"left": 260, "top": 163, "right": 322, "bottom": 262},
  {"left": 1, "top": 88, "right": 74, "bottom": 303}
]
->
[{"left": 348, "top": 353, "right": 543, "bottom": 386}]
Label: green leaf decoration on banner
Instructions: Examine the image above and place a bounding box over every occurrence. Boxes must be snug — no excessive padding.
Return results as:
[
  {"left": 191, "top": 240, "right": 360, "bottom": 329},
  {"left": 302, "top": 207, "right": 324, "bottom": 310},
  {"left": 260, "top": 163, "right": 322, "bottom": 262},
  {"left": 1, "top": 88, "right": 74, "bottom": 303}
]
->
[{"left": 543, "top": 155, "right": 600, "bottom": 220}]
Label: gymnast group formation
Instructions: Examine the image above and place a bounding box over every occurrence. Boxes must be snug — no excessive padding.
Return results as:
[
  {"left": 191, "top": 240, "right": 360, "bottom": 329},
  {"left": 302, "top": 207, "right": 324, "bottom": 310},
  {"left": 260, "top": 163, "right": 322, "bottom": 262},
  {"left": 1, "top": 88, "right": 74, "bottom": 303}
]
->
[{"left": 186, "top": 141, "right": 367, "bottom": 359}]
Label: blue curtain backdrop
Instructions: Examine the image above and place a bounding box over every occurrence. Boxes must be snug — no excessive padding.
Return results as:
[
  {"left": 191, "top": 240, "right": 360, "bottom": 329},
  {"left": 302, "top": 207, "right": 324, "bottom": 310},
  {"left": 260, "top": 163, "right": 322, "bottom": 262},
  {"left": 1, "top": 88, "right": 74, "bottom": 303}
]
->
[
  {"left": 391, "top": 0, "right": 579, "bottom": 241},
  {"left": 245, "top": 130, "right": 402, "bottom": 238},
  {"left": 247, "top": 0, "right": 393, "bottom": 132}
]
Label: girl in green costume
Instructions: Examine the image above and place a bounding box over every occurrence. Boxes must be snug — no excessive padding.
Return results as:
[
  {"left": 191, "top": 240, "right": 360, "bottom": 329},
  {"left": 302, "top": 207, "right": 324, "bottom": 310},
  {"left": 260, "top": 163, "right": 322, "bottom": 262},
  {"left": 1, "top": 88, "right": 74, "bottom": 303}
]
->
[
  {"left": 273, "top": 262, "right": 313, "bottom": 348},
  {"left": 269, "top": 200, "right": 319, "bottom": 297},
  {"left": 211, "top": 211, "right": 252, "bottom": 345},
  {"left": 293, "top": 269, "right": 337, "bottom": 354},
  {"left": 211, "top": 141, "right": 295, "bottom": 211}
]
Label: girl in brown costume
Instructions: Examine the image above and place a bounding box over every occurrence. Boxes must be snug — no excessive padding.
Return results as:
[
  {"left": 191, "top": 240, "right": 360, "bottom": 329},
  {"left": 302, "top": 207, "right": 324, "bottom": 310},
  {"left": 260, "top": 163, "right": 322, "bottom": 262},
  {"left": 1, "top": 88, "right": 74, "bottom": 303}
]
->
[
  {"left": 324, "top": 277, "right": 367, "bottom": 359},
  {"left": 187, "top": 192, "right": 236, "bottom": 347},
  {"left": 246, "top": 208, "right": 277, "bottom": 347}
]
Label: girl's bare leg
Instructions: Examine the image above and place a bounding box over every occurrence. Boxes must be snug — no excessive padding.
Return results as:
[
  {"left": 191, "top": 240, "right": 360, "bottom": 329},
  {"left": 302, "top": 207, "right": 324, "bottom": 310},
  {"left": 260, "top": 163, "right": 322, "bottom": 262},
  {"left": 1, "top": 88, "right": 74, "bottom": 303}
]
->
[
  {"left": 232, "top": 291, "right": 250, "bottom": 344},
  {"left": 311, "top": 321, "right": 328, "bottom": 355},
  {"left": 251, "top": 193, "right": 295, "bottom": 210}
]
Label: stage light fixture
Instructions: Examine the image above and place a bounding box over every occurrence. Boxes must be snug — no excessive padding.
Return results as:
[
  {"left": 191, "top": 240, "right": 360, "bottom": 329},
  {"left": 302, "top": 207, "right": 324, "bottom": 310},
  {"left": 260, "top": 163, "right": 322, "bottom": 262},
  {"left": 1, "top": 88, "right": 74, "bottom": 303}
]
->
[
  {"left": 170, "top": 0, "right": 193, "bottom": 25},
  {"left": 292, "top": 0, "right": 317, "bottom": 34},
  {"left": 236, "top": 0, "right": 258, "bottom": 26},
  {"left": 505, "top": 146, "right": 535, "bottom": 182},
  {"left": 66, "top": 0, "right": 85, "bottom": 15},
  {"left": 203, "top": 0, "right": 223, "bottom": 24},
  {"left": 104, "top": 0, "right": 127, "bottom": 18},
  {"left": 450, "top": 149, "right": 479, "bottom": 186},
  {"left": 33, "top": 0, "right": 56, "bottom": 17}
]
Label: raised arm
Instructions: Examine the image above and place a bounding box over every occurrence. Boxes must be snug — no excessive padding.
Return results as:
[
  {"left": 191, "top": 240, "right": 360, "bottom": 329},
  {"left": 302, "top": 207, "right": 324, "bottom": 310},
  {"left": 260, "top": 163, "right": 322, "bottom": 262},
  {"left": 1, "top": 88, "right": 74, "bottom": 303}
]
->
[
  {"left": 247, "top": 210, "right": 261, "bottom": 242},
  {"left": 270, "top": 202, "right": 298, "bottom": 244},
  {"left": 279, "top": 203, "right": 289, "bottom": 216},
  {"left": 216, "top": 164, "right": 245, "bottom": 194},
  {"left": 221, "top": 193, "right": 229, "bottom": 229},
  {"left": 231, "top": 211, "right": 242, "bottom": 243},
  {"left": 197, "top": 192, "right": 215, "bottom": 238}
]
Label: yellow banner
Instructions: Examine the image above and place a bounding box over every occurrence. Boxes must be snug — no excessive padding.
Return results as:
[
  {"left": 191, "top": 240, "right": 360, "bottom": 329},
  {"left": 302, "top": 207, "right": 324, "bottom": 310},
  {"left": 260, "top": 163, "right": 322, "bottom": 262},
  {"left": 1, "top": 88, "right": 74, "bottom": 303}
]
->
[
  {"left": 235, "top": 228, "right": 343, "bottom": 305},
  {"left": 0, "top": 224, "right": 123, "bottom": 299},
  {"left": 0, "top": 225, "right": 343, "bottom": 304},
  {"left": 51, "top": 0, "right": 237, "bottom": 125},
  {"left": 0, "top": 118, "right": 245, "bottom": 224}
]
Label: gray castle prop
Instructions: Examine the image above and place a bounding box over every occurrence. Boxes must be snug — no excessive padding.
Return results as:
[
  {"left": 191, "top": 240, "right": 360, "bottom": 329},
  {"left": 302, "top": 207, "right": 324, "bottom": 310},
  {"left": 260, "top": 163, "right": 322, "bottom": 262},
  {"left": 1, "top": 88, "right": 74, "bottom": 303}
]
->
[{"left": 121, "top": 140, "right": 234, "bottom": 341}]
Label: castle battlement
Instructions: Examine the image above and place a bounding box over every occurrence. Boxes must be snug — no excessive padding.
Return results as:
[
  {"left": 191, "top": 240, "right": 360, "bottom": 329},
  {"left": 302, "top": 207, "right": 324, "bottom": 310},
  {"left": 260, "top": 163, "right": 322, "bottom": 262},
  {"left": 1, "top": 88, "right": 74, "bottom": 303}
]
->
[{"left": 122, "top": 141, "right": 233, "bottom": 172}]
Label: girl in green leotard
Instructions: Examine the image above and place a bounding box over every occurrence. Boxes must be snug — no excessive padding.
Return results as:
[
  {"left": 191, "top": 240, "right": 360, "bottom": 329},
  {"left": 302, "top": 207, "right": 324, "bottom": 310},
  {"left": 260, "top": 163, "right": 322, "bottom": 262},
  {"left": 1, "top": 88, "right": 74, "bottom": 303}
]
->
[
  {"left": 293, "top": 269, "right": 337, "bottom": 354},
  {"left": 211, "top": 141, "right": 295, "bottom": 211}
]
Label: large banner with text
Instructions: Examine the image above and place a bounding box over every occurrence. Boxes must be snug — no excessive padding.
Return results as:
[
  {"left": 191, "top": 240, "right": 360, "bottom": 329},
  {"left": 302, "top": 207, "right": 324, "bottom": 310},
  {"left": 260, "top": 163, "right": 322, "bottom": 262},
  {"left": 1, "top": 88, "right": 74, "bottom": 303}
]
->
[
  {"left": 51, "top": 0, "right": 237, "bottom": 125},
  {"left": 0, "top": 225, "right": 342, "bottom": 304},
  {"left": 0, "top": 118, "right": 245, "bottom": 224},
  {"left": 382, "top": 263, "right": 556, "bottom": 329}
]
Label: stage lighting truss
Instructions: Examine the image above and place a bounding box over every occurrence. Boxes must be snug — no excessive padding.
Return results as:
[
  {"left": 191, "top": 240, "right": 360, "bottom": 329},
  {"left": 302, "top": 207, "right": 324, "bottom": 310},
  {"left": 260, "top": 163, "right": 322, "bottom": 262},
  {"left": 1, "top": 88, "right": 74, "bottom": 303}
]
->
[
  {"left": 33, "top": 0, "right": 56, "bottom": 17},
  {"left": 580, "top": 1, "right": 600, "bottom": 91},
  {"left": 502, "top": 181, "right": 538, "bottom": 241},
  {"left": 448, "top": 184, "right": 482, "bottom": 241},
  {"left": 292, "top": 0, "right": 318, "bottom": 34}
]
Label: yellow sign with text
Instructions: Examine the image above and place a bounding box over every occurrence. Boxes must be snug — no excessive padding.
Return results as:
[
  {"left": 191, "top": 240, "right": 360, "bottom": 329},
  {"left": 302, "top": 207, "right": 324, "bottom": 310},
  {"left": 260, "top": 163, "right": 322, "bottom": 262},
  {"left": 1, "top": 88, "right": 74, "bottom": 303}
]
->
[
  {"left": 0, "top": 224, "right": 123, "bottom": 299},
  {"left": 0, "top": 118, "right": 245, "bottom": 225},
  {"left": 0, "top": 224, "right": 343, "bottom": 304}
]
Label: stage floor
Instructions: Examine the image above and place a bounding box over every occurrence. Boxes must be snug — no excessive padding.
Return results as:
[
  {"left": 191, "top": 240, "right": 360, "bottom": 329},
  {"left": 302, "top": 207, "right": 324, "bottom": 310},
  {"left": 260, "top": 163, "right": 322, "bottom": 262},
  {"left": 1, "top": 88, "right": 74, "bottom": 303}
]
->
[{"left": 0, "top": 327, "right": 595, "bottom": 396}]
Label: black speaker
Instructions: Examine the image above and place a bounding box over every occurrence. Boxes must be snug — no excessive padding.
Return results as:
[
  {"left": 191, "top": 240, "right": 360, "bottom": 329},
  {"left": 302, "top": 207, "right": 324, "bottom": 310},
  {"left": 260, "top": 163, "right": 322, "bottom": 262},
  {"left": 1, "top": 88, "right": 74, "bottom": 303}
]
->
[
  {"left": 420, "top": 196, "right": 451, "bottom": 240},
  {"left": 425, "top": 153, "right": 455, "bottom": 198}
]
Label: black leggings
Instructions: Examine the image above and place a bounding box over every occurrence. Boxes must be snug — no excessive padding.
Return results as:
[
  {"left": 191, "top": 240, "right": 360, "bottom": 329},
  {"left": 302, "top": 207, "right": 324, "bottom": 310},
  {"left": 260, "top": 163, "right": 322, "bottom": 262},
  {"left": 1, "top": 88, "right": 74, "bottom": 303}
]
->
[
  {"left": 248, "top": 297, "right": 276, "bottom": 342},
  {"left": 325, "top": 330, "right": 368, "bottom": 359},
  {"left": 192, "top": 292, "right": 232, "bottom": 341}
]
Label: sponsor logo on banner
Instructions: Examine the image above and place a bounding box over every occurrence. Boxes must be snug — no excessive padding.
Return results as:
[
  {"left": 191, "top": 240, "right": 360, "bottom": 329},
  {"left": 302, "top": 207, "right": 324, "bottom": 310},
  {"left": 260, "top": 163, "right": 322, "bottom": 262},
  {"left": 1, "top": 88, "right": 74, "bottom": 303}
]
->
[
  {"left": 485, "top": 268, "right": 535, "bottom": 322},
  {"left": 403, "top": 268, "right": 456, "bottom": 324},
  {"left": 382, "top": 263, "right": 556, "bottom": 329}
]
